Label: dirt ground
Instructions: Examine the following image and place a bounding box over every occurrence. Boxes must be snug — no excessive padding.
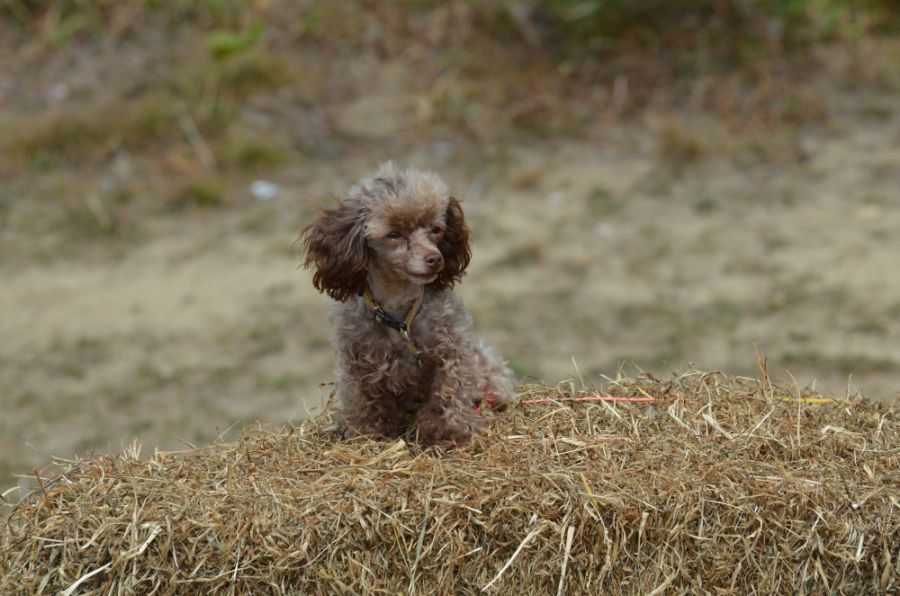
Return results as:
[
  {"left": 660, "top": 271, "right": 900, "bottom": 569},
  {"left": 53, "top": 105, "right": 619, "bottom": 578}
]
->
[{"left": 1, "top": 19, "right": 899, "bottom": 492}]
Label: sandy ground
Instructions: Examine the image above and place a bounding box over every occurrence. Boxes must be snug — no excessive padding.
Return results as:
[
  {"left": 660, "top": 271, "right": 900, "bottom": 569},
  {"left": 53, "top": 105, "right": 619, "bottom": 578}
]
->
[
  {"left": 2, "top": 32, "right": 899, "bottom": 492},
  {"left": 3, "top": 104, "right": 899, "bottom": 490}
]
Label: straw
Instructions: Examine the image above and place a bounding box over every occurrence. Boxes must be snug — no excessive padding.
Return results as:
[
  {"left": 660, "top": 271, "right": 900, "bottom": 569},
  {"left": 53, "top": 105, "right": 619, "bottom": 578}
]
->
[{"left": 2, "top": 371, "right": 897, "bottom": 594}]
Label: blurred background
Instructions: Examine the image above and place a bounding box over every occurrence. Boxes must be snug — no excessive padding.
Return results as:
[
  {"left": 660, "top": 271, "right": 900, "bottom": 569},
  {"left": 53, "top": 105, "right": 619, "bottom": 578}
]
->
[{"left": 1, "top": 0, "right": 899, "bottom": 489}]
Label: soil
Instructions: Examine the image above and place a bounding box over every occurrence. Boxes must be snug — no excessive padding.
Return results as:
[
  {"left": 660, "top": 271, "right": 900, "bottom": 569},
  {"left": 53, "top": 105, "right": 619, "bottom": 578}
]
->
[{"left": 1, "top": 25, "right": 899, "bottom": 491}]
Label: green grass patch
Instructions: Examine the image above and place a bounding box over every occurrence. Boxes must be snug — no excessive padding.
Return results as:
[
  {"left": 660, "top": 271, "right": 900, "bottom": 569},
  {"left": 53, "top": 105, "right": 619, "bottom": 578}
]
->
[
  {"left": 167, "top": 178, "right": 227, "bottom": 210},
  {"left": 59, "top": 194, "right": 136, "bottom": 239},
  {"left": 586, "top": 186, "right": 619, "bottom": 216},
  {"left": 217, "top": 51, "right": 293, "bottom": 98},
  {"left": 3, "top": 94, "right": 180, "bottom": 166},
  {"left": 219, "top": 135, "right": 288, "bottom": 171},
  {"left": 849, "top": 317, "right": 888, "bottom": 336}
]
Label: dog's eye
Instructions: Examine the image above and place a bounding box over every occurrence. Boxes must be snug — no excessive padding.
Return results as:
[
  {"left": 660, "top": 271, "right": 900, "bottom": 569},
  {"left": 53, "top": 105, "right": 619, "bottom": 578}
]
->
[
  {"left": 430, "top": 226, "right": 443, "bottom": 235},
  {"left": 386, "top": 231, "right": 402, "bottom": 240}
]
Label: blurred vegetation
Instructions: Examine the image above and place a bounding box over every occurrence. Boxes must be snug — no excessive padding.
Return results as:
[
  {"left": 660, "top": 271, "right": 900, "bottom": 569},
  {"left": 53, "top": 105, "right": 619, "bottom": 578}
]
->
[
  {"left": 4, "top": 0, "right": 897, "bottom": 64},
  {"left": 518, "top": 0, "right": 897, "bottom": 50},
  {"left": 1, "top": 0, "right": 898, "bottom": 249},
  {"left": 3, "top": 0, "right": 897, "bottom": 121}
]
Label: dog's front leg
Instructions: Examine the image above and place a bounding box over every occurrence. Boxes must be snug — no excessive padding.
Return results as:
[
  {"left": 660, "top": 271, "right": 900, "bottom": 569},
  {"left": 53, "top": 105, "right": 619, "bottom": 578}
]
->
[
  {"left": 414, "top": 353, "right": 484, "bottom": 448},
  {"left": 335, "top": 363, "right": 408, "bottom": 439}
]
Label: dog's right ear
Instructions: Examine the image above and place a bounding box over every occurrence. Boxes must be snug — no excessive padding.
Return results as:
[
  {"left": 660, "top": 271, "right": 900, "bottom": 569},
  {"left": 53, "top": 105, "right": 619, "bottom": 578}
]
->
[
  {"left": 299, "top": 201, "right": 368, "bottom": 301},
  {"left": 431, "top": 196, "right": 471, "bottom": 292}
]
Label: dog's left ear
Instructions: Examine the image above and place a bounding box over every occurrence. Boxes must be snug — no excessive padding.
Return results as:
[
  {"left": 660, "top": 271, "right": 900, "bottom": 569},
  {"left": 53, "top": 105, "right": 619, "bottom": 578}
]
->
[{"left": 432, "top": 196, "right": 471, "bottom": 291}]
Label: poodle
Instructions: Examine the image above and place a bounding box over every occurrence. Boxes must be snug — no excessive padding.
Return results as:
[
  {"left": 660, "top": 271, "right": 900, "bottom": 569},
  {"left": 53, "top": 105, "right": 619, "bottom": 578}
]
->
[{"left": 300, "top": 162, "right": 515, "bottom": 448}]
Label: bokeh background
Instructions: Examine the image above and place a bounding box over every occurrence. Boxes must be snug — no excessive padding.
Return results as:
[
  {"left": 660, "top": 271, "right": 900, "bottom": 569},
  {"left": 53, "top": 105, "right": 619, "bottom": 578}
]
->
[{"left": 1, "top": 0, "right": 899, "bottom": 490}]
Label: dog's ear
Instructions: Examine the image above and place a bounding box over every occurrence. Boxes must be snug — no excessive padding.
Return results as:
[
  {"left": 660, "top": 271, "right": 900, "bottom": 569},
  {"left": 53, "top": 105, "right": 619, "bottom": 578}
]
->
[
  {"left": 432, "top": 196, "right": 471, "bottom": 291},
  {"left": 300, "top": 201, "right": 368, "bottom": 301}
]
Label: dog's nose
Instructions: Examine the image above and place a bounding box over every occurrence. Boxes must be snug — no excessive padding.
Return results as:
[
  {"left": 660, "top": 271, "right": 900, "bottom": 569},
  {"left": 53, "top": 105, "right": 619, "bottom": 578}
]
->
[{"left": 425, "top": 253, "right": 443, "bottom": 268}]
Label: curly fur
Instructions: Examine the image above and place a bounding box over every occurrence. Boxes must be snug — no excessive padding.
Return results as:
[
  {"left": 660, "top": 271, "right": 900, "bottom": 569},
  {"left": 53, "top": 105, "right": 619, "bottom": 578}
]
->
[{"left": 300, "top": 162, "right": 515, "bottom": 448}]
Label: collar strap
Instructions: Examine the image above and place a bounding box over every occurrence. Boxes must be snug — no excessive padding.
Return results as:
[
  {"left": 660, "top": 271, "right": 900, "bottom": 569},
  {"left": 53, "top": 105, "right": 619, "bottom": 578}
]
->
[{"left": 362, "top": 285, "right": 425, "bottom": 361}]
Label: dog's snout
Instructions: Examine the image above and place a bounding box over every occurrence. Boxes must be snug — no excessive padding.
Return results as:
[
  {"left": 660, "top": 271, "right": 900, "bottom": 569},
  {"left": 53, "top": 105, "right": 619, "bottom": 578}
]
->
[{"left": 425, "top": 252, "right": 443, "bottom": 268}]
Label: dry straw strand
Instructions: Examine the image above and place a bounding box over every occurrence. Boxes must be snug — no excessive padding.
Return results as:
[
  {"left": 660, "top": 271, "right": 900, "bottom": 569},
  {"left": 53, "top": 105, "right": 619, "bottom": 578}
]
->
[{"left": 557, "top": 524, "right": 575, "bottom": 596}]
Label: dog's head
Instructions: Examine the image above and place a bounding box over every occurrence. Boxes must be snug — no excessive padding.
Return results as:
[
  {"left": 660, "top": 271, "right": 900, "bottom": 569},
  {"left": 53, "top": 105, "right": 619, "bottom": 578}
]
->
[{"left": 300, "top": 162, "right": 471, "bottom": 301}]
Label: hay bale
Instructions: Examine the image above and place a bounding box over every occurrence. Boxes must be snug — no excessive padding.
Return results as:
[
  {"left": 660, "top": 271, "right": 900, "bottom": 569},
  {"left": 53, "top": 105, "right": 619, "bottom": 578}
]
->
[{"left": 2, "top": 372, "right": 897, "bottom": 594}]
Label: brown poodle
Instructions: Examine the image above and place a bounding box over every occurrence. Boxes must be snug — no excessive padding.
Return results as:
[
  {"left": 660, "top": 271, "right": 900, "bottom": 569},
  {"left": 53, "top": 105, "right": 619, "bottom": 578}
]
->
[{"left": 300, "top": 162, "right": 515, "bottom": 448}]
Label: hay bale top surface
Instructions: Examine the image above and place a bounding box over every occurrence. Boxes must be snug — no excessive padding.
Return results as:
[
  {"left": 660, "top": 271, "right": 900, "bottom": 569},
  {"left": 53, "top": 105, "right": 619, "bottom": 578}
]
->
[{"left": 2, "top": 371, "right": 898, "bottom": 594}]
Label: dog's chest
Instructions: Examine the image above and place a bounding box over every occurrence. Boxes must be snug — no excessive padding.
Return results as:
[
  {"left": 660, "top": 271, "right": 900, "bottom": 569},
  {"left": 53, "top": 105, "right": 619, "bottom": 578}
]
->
[{"left": 338, "top": 304, "right": 438, "bottom": 361}]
